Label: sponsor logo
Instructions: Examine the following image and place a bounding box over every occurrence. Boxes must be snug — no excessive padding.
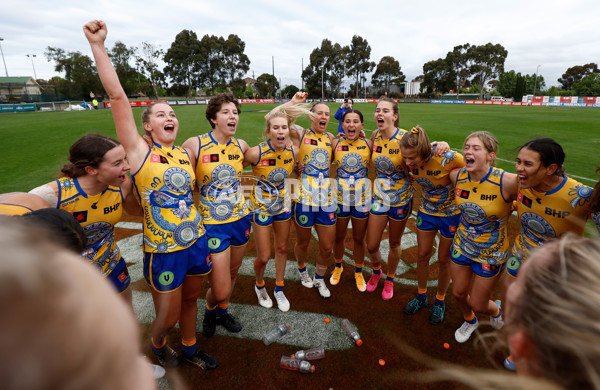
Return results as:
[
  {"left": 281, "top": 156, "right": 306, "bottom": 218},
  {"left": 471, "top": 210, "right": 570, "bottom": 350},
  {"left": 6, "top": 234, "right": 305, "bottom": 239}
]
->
[{"left": 72, "top": 210, "right": 88, "bottom": 223}]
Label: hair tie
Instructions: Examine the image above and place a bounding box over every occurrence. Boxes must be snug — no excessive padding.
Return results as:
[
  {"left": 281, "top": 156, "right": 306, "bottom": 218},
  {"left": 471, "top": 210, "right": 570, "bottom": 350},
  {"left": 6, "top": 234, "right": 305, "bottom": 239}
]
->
[{"left": 411, "top": 127, "right": 419, "bottom": 134}]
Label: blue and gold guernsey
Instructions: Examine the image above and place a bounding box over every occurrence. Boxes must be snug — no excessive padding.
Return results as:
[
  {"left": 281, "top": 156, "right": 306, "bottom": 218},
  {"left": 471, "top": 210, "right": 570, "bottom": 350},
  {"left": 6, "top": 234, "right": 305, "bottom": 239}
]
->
[
  {"left": 56, "top": 177, "right": 123, "bottom": 274},
  {"left": 453, "top": 167, "right": 512, "bottom": 265},
  {"left": 132, "top": 144, "right": 202, "bottom": 253},
  {"left": 196, "top": 132, "right": 249, "bottom": 224},
  {"left": 250, "top": 141, "right": 295, "bottom": 216},
  {"left": 296, "top": 128, "right": 334, "bottom": 206},
  {"left": 334, "top": 136, "right": 371, "bottom": 207},
  {"left": 512, "top": 176, "right": 598, "bottom": 261},
  {"left": 409, "top": 150, "right": 464, "bottom": 216},
  {"left": 371, "top": 128, "right": 412, "bottom": 208},
  {"left": 0, "top": 204, "right": 33, "bottom": 215}
]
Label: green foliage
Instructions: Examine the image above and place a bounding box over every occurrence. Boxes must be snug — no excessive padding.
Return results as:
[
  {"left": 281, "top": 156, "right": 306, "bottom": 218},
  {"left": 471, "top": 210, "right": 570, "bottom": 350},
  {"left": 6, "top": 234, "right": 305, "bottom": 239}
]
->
[
  {"left": 221, "top": 34, "right": 250, "bottom": 88},
  {"left": 135, "top": 42, "right": 165, "bottom": 98},
  {"left": 372, "top": 56, "right": 405, "bottom": 94},
  {"left": 346, "top": 35, "right": 375, "bottom": 97},
  {"left": 44, "top": 47, "right": 100, "bottom": 99},
  {"left": 558, "top": 63, "right": 599, "bottom": 90},
  {"left": 574, "top": 73, "right": 600, "bottom": 96},
  {"left": 302, "top": 39, "right": 348, "bottom": 98},
  {"left": 547, "top": 86, "right": 559, "bottom": 96},
  {"left": 280, "top": 85, "right": 299, "bottom": 98},
  {"left": 108, "top": 41, "right": 138, "bottom": 96},
  {"left": 197, "top": 34, "right": 226, "bottom": 95},
  {"left": 256, "top": 74, "right": 279, "bottom": 98},
  {"left": 468, "top": 43, "right": 508, "bottom": 98},
  {"left": 164, "top": 30, "right": 203, "bottom": 98},
  {"left": 422, "top": 58, "right": 455, "bottom": 95}
]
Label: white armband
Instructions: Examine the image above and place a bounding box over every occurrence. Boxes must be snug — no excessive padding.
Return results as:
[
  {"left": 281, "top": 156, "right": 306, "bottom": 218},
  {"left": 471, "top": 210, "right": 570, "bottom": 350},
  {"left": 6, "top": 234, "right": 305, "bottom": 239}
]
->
[{"left": 29, "top": 184, "right": 58, "bottom": 208}]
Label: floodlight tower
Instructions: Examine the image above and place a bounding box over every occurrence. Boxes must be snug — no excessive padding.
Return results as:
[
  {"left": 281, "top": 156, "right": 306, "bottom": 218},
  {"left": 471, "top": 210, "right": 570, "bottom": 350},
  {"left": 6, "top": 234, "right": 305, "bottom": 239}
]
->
[
  {"left": 26, "top": 54, "right": 37, "bottom": 80},
  {"left": 533, "top": 65, "right": 541, "bottom": 97},
  {"left": 0, "top": 37, "right": 8, "bottom": 77}
]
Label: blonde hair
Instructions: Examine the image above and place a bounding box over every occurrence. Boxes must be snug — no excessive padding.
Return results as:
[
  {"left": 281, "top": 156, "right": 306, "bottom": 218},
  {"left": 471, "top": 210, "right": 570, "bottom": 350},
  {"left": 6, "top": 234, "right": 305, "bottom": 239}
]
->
[
  {"left": 464, "top": 131, "right": 498, "bottom": 166},
  {"left": 505, "top": 235, "right": 600, "bottom": 389},
  {"left": 399, "top": 125, "right": 432, "bottom": 160},
  {"left": 264, "top": 104, "right": 315, "bottom": 140}
]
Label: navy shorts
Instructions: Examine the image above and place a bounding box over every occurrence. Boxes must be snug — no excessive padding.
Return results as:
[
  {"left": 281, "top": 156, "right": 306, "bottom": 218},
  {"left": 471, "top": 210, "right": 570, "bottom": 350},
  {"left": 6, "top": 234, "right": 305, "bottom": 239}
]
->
[
  {"left": 251, "top": 210, "right": 291, "bottom": 227},
  {"left": 293, "top": 201, "right": 337, "bottom": 228},
  {"left": 370, "top": 199, "right": 412, "bottom": 221},
  {"left": 336, "top": 204, "right": 370, "bottom": 219},
  {"left": 143, "top": 234, "right": 212, "bottom": 293},
  {"left": 415, "top": 211, "right": 460, "bottom": 239},
  {"left": 451, "top": 248, "right": 505, "bottom": 279},
  {"left": 106, "top": 257, "right": 131, "bottom": 293},
  {"left": 205, "top": 215, "right": 252, "bottom": 254}
]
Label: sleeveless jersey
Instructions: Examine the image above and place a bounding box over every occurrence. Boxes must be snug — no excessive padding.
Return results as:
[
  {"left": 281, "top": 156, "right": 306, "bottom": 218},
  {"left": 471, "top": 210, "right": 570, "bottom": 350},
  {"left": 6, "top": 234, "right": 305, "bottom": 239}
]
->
[
  {"left": 371, "top": 128, "right": 412, "bottom": 207},
  {"left": 453, "top": 167, "right": 512, "bottom": 265},
  {"left": 56, "top": 177, "right": 123, "bottom": 274},
  {"left": 250, "top": 141, "right": 295, "bottom": 216},
  {"left": 196, "top": 132, "right": 248, "bottom": 224},
  {"left": 296, "top": 128, "right": 334, "bottom": 206},
  {"left": 132, "top": 144, "right": 202, "bottom": 253},
  {"left": 409, "top": 150, "right": 464, "bottom": 216},
  {"left": 333, "top": 136, "right": 371, "bottom": 206},
  {"left": 0, "top": 203, "right": 33, "bottom": 215},
  {"left": 512, "top": 176, "right": 597, "bottom": 261}
]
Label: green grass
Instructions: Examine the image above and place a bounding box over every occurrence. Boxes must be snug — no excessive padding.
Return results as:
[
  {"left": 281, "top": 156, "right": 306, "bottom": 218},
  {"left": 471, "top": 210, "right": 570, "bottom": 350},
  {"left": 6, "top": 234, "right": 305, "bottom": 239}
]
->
[{"left": 1, "top": 103, "right": 599, "bottom": 194}]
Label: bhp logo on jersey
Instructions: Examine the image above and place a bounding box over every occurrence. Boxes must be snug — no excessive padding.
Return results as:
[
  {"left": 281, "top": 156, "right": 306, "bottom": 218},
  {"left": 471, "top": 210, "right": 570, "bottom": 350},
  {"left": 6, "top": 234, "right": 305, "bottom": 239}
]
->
[
  {"left": 456, "top": 188, "right": 470, "bottom": 199},
  {"left": 202, "top": 154, "right": 220, "bottom": 163},
  {"left": 517, "top": 191, "right": 533, "bottom": 208}
]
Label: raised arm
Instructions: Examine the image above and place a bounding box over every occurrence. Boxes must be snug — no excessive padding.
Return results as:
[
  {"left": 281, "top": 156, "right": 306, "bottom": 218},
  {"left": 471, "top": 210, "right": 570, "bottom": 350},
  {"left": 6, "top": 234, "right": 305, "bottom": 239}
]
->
[{"left": 83, "top": 20, "right": 148, "bottom": 169}]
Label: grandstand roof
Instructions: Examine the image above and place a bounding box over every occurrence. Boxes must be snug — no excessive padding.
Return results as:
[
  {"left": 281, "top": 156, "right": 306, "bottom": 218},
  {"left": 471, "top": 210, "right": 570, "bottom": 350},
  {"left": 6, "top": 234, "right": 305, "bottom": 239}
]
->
[{"left": 0, "top": 76, "right": 35, "bottom": 85}]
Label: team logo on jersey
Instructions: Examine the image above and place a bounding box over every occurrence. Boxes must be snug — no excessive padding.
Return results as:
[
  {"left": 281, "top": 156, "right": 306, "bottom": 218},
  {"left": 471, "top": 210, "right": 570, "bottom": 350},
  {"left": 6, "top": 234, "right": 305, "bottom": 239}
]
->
[
  {"left": 202, "top": 154, "right": 220, "bottom": 163},
  {"left": 375, "top": 146, "right": 383, "bottom": 153},
  {"left": 150, "top": 154, "right": 168, "bottom": 164},
  {"left": 338, "top": 145, "right": 349, "bottom": 152},
  {"left": 164, "top": 167, "right": 192, "bottom": 192},
  {"left": 158, "top": 271, "right": 174, "bottom": 286},
  {"left": 517, "top": 191, "right": 532, "bottom": 208},
  {"left": 456, "top": 188, "right": 470, "bottom": 199},
  {"left": 261, "top": 159, "right": 276, "bottom": 166},
  {"left": 72, "top": 210, "right": 88, "bottom": 223},
  {"left": 411, "top": 168, "right": 418, "bottom": 175}
]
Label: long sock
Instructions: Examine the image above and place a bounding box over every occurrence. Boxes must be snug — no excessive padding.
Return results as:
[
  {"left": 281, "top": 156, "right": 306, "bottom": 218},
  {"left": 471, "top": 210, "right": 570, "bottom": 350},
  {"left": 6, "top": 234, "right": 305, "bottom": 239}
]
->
[
  {"left": 464, "top": 312, "right": 477, "bottom": 324},
  {"left": 492, "top": 306, "right": 502, "bottom": 318},
  {"left": 298, "top": 265, "right": 307, "bottom": 273},
  {"left": 182, "top": 339, "right": 197, "bottom": 357},
  {"left": 217, "top": 303, "right": 229, "bottom": 317},
  {"left": 334, "top": 259, "right": 343, "bottom": 268},
  {"left": 314, "top": 273, "right": 324, "bottom": 280},
  {"left": 151, "top": 337, "right": 166, "bottom": 355},
  {"left": 386, "top": 273, "right": 395, "bottom": 281},
  {"left": 275, "top": 280, "right": 284, "bottom": 293},
  {"left": 417, "top": 288, "right": 428, "bottom": 302},
  {"left": 434, "top": 293, "right": 445, "bottom": 306},
  {"left": 355, "top": 266, "right": 363, "bottom": 273},
  {"left": 205, "top": 305, "right": 217, "bottom": 317},
  {"left": 256, "top": 280, "right": 266, "bottom": 290},
  {"left": 373, "top": 265, "right": 382, "bottom": 275}
]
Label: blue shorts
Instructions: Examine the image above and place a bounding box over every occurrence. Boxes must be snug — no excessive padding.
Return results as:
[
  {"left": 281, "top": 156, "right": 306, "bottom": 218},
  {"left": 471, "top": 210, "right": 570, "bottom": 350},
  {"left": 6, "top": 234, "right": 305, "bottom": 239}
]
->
[
  {"left": 143, "top": 235, "right": 212, "bottom": 293},
  {"left": 415, "top": 211, "right": 460, "bottom": 239},
  {"left": 251, "top": 210, "right": 291, "bottom": 227},
  {"left": 506, "top": 252, "right": 523, "bottom": 278},
  {"left": 107, "top": 257, "right": 131, "bottom": 293},
  {"left": 293, "top": 201, "right": 337, "bottom": 228},
  {"left": 451, "top": 249, "right": 505, "bottom": 278},
  {"left": 336, "top": 204, "right": 370, "bottom": 219},
  {"left": 205, "top": 215, "right": 251, "bottom": 254},
  {"left": 369, "top": 199, "right": 412, "bottom": 221}
]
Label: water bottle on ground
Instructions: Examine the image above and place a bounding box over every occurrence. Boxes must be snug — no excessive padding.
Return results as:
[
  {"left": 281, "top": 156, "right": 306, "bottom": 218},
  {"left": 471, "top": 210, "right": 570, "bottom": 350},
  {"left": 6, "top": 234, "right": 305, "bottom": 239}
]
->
[
  {"left": 280, "top": 355, "right": 315, "bottom": 373},
  {"left": 342, "top": 318, "right": 363, "bottom": 346},
  {"left": 292, "top": 346, "right": 325, "bottom": 361},
  {"left": 263, "top": 323, "right": 290, "bottom": 346}
]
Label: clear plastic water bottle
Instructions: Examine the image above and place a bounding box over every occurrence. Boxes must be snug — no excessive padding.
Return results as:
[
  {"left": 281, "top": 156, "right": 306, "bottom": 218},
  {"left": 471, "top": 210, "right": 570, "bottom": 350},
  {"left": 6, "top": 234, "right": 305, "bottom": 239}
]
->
[
  {"left": 292, "top": 346, "right": 325, "bottom": 361},
  {"left": 263, "top": 323, "right": 290, "bottom": 346},
  {"left": 280, "top": 355, "right": 315, "bottom": 374},
  {"left": 342, "top": 318, "right": 363, "bottom": 346}
]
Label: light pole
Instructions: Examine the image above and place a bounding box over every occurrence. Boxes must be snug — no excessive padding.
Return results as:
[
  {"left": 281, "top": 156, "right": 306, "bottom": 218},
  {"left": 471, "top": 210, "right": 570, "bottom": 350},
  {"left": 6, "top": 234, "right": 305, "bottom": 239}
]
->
[
  {"left": 321, "top": 65, "right": 324, "bottom": 102},
  {"left": 0, "top": 37, "right": 8, "bottom": 77},
  {"left": 533, "top": 64, "right": 541, "bottom": 97},
  {"left": 26, "top": 54, "right": 37, "bottom": 80}
]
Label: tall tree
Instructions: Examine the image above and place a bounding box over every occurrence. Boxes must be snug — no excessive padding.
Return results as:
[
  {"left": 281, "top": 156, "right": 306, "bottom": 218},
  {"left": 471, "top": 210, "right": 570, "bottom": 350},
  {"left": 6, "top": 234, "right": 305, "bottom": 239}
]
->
[
  {"left": 421, "top": 58, "right": 455, "bottom": 95},
  {"left": 255, "top": 73, "right": 279, "bottom": 98},
  {"left": 108, "top": 41, "right": 138, "bottom": 96},
  {"left": 558, "top": 63, "right": 599, "bottom": 90},
  {"left": 372, "top": 56, "right": 405, "bottom": 94},
  {"left": 445, "top": 44, "right": 472, "bottom": 96},
  {"left": 164, "top": 30, "right": 202, "bottom": 98},
  {"left": 468, "top": 43, "right": 508, "bottom": 99},
  {"left": 514, "top": 73, "right": 526, "bottom": 101},
  {"left": 221, "top": 34, "right": 250, "bottom": 90},
  {"left": 135, "top": 42, "right": 165, "bottom": 99},
  {"left": 301, "top": 39, "right": 346, "bottom": 99},
  {"left": 44, "top": 47, "right": 100, "bottom": 99},
  {"left": 346, "top": 35, "right": 375, "bottom": 97},
  {"left": 573, "top": 73, "right": 600, "bottom": 96},
  {"left": 496, "top": 70, "right": 517, "bottom": 98},
  {"left": 197, "top": 34, "right": 225, "bottom": 95}
]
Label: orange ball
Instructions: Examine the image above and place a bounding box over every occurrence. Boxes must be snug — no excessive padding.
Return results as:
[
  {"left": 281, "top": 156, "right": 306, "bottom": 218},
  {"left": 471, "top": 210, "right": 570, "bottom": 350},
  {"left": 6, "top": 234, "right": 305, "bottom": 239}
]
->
[
  {"left": 324, "top": 318, "right": 331, "bottom": 323},
  {"left": 443, "top": 342, "right": 450, "bottom": 350},
  {"left": 378, "top": 359, "right": 386, "bottom": 366}
]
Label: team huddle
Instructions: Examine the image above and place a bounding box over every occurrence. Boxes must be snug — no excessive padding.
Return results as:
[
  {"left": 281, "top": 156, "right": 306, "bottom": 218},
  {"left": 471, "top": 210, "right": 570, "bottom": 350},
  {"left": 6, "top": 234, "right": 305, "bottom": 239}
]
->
[{"left": 1, "top": 19, "right": 600, "bottom": 385}]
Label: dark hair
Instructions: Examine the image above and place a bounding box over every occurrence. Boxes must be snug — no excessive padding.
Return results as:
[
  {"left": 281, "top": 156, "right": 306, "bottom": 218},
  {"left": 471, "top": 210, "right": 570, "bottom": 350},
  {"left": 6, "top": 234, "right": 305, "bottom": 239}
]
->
[
  {"left": 60, "top": 134, "right": 120, "bottom": 178},
  {"left": 376, "top": 96, "right": 399, "bottom": 127},
  {"left": 342, "top": 108, "right": 364, "bottom": 123},
  {"left": 400, "top": 125, "right": 432, "bottom": 160},
  {"left": 206, "top": 93, "right": 241, "bottom": 129},
  {"left": 21, "top": 208, "right": 88, "bottom": 253},
  {"left": 519, "top": 138, "right": 565, "bottom": 176}
]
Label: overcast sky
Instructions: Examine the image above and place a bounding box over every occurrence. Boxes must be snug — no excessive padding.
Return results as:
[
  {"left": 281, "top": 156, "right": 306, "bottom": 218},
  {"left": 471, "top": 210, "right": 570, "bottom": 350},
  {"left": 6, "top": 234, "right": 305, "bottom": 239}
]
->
[{"left": 1, "top": 0, "right": 599, "bottom": 89}]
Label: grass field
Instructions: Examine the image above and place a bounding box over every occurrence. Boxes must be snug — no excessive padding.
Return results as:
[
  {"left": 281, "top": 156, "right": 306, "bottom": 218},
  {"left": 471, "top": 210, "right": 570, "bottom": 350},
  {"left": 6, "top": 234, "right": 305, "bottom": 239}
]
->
[{"left": 1, "top": 103, "right": 599, "bottom": 194}]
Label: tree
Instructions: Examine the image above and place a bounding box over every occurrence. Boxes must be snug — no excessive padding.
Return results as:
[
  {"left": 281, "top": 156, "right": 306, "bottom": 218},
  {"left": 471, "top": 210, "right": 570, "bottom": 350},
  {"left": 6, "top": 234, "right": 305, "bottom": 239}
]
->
[
  {"left": 467, "top": 43, "right": 508, "bottom": 99},
  {"left": 574, "top": 73, "right": 600, "bottom": 96},
  {"left": 164, "top": 30, "right": 203, "bottom": 98},
  {"left": 558, "top": 63, "right": 599, "bottom": 90},
  {"left": 421, "top": 58, "right": 455, "bottom": 95},
  {"left": 514, "top": 73, "right": 526, "bottom": 102},
  {"left": 135, "top": 42, "right": 165, "bottom": 99},
  {"left": 445, "top": 44, "right": 472, "bottom": 96},
  {"left": 524, "top": 73, "right": 545, "bottom": 94},
  {"left": 44, "top": 47, "right": 100, "bottom": 99},
  {"left": 108, "top": 41, "right": 138, "bottom": 96},
  {"left": 496, "top": 70, "right": 518, "bottom": 98},
  {"left": 221, "top": 34, "right": 250, "bottom": 90},
  {"left": 255, "top": 73, "right": 279, "bottom": 98},
  {"left": 301, "top": 39, "right": 347, "bottom": 99},
  {"left": 197, "top": 34, "right": 225, "bottom": 95},
  {"left": 281, "top": 85, "right": 299, "bottom": 98},
  {"left": 372, "top": 56, "right": 405, "bottom": 94},
  {"left": 346, "top": 35, "right": 375, "bottom": 97}
]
